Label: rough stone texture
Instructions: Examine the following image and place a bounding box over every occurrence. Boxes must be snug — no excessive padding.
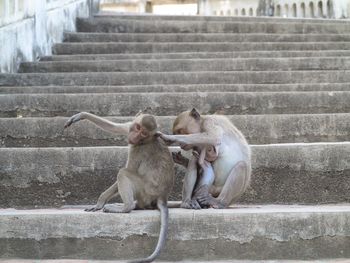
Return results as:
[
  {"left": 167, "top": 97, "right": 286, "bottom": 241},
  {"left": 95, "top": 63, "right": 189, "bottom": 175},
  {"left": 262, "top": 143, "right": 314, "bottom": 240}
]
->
[
  {"left": 2, "top": 71, "right": 350, "bottom": 86},
  {"left": 76, "top": 18, "right": 350, "bottom": 34},
  {"left": 1, "top": 143, "right": 350, "bottom": 208},
  {"left": 64, "top": 32, "right": 350, "bottom": 43},
  {"left": 2, "top": 83, "right": 350, "bottom": 94},
  {"left": 1, "top": 261, "right": 349, "bottom": 263},
  {"left": 53, "top": 42, "right": 350, "bottom": 55},
  {"left": 0, "top": 206, "right": 350, "bottom": 260},
  {"left": 1, "top": 92, "right": 350, "bottom": 117},
  {"left": 41, "top": 50, "right": 350, "bottom": 61},
  {"left": 19, "top": 57, "right": 350, "bottom": 73},
  {"left": 1, "top": 114, "right": 350, "bottom": 147}
]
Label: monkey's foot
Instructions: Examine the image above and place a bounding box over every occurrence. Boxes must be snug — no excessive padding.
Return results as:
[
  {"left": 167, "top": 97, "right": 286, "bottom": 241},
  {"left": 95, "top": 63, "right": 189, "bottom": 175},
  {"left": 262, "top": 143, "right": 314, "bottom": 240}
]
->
[
  {"left": 84, "top": 205, "right": 103, "bottom": 212},
  {"left": 197, "top": 195, "right": 227, "bottom": 209},
  {"left": 172, "top": 151, "right": 189, "bottom": 167},
  {"left": 103, "top": 204, "right": 133, "bottom": 213},
  {"left": 181, "top": 199, "right": 201, "bottom": 210},
  {"left": 193, "top": 185, "right": 211, "bottom": 209}
]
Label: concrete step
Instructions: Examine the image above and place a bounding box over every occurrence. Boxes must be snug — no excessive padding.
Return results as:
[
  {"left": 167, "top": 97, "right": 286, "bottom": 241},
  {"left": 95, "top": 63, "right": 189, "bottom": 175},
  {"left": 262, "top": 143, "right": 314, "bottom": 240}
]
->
[
  {"left": 2, "top": 83, "right": 350, "bottom": 94},
  {"left": 40, "top": 50, "right": 350, "bottom": 61},
  {"left": 53, "top": 42, "right": 350, "bottom": 55},
  {"left": 2, "top": 71, "right": 350, "bottom": 86},
  {"left": 19, "top": 57, "right": 350, "bottom": 73},
  {"left": 64, "top": 32, "right": 350, "bottom": 43},
  {"left": 1, "top": 205, "right": 350, "bottom": 260},
  {"left": 1, "top": 143, "right": 350, "bottom": 207},
  {"left": 76, "top": 18, "right": 350, "bottom": 34},
  {"left": 95, "top": 13, "right": 350, "bottom": 24},
  {"left": 1, "top": 91, "right": 350, "bottom": 117},
  {"left": 1, "top": 114, "right": 350, "bottom": 147},
  {"left": 1, "top": 261, "right": 348, "bottom": 263}
]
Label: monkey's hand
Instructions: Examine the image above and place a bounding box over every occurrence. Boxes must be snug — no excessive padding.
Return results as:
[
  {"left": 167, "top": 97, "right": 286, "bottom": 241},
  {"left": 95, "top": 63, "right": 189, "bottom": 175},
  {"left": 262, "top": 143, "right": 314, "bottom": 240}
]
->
[
  {"left": 156, "top": 131, "right": 177, "bottom": 145},
  {"left": 64, "top": 112, "right": 85, "bottom": 129},
  {"left": 181, "top": 198, "right": 201, "bottom": 210}
]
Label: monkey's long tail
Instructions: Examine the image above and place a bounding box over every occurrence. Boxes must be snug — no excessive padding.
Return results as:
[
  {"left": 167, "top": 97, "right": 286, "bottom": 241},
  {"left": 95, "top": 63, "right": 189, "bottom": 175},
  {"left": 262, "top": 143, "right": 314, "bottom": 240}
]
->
[{"left": 127, "top": 199, "right": 169, "bottom": 263}]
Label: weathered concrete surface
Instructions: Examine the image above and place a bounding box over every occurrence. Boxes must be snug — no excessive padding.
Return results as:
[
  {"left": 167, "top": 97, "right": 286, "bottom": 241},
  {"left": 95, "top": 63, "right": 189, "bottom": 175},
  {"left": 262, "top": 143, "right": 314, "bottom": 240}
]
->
[
  {"left": 1, "top": 92, "right": 350, "bottom": 117},
  {"left": 19, "top": 57, "right": 350, "bottom": 73},
  {"left": 2, "top": 114, "right": 350, "bottom": 147},
  {"left": 0, "top": 0, "right": 90, "bottom": 73},
  {"left": 2, "top": 83, "right": 350, "bottom": 94},
  {"left": 64, "top": 32, "right": 350, "bottom": 43},
  {"left": 2, "top": 71, "right": 350, "bottom": 86},
  {"left": 1, "top": 143, "right": 350, "bottom": 207},
  {"left": 1, "top": 205, "right": 350, "bottom": 260},
  {"left": 41, "top": 50, "right": 350, "bottom": 61},
  {"left": 53, "top": 42, "right": 350, "bottom": 55},
  {"left": 76, "top": 18, "right": 350, "bottom": 34},
  {"left": 1, "top": 261, "right": 348, "bottom": 263}
]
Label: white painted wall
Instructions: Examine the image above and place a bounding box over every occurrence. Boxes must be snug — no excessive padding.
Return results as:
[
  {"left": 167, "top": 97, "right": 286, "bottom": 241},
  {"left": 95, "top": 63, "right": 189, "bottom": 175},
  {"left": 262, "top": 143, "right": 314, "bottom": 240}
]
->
[
  {"left": 198, "top": 0, "right": 350, "bottom": 18},
  {"left": 0, "top": 0, "right": 91, "bottom": 73},
  {"left": 199, "top": 0, "right": 260, "bottom": 16}
]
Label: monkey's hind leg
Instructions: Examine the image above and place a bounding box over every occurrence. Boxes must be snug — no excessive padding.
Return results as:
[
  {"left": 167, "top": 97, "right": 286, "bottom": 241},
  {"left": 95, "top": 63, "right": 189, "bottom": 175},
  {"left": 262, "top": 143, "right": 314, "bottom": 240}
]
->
[
  {"left": 103, "top": 168, "right": 137, "bottom": 213},
  {"left": 181, "top": 155, "right": 202, "bottom": 210},
  {"left": 198, "top": 161, "right": 248, "bottom": 209},
  {"left": 85, "top": 180, "right": 119, "bottom": 212}
]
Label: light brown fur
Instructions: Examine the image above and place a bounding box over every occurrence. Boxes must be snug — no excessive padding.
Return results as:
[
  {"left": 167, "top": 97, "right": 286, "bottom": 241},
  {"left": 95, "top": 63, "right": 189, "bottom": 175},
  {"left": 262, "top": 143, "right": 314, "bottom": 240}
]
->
[{"left": 65, "top": 112, "right": 174, "bottom": 263}]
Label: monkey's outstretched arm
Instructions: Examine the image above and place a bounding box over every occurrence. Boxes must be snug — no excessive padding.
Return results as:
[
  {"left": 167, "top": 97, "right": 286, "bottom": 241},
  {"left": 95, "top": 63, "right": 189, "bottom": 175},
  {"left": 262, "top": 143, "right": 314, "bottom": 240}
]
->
[
  {"left": 64, "top": 112, "right": 131, "bottom": 135},
  {"left": 159, "top": 129, "right": 223, "bottom": 147}
]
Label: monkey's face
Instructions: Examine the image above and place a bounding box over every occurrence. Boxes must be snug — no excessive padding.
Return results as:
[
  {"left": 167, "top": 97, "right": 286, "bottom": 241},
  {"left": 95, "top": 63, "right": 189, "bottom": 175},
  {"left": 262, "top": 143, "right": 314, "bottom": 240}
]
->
[
  {"left": 128, "top": 115, "right": 157, "bottom": 145},
  {"left": 173, "top": 112, "right": 201, "bottom": 136},
  {"left": 128, "top": 122, "right": 150, "bottom": 145},
  {"left": 173, "top": 111, "right": 201, "bottom": 150}
]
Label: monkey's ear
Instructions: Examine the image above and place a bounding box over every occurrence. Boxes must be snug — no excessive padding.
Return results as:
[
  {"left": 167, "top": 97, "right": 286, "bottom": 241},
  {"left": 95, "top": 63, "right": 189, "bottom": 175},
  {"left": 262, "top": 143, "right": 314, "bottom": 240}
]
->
[{"left": 190, "top": 108, "right": 200, "bottom": 120}]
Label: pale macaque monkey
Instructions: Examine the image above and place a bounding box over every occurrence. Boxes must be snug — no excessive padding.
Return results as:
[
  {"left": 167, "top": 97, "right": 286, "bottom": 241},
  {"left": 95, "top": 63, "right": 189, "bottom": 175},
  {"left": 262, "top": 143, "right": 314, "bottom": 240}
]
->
[
  {"left": 64, "top": 112, "right": 174, "bottom": 263},
  {"left": 158, "top": 108, "right": 251, "bottom": 209}
]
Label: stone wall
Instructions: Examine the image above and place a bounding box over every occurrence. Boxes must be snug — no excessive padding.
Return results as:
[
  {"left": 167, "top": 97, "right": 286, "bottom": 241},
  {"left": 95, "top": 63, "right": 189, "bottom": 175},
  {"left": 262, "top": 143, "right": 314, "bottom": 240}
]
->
[{"left": 0, "top": 0, "right": 92, "bottom": 73}]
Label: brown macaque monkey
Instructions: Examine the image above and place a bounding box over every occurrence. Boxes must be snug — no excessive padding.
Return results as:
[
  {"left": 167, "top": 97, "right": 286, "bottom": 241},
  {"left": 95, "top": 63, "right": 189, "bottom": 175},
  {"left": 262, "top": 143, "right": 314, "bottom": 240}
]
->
[
  {"left": 64, "top": 112, "right": 174, "bottom": 263},
  {"left": 158, "top": 108, "right": 251, "bottom": 209}
]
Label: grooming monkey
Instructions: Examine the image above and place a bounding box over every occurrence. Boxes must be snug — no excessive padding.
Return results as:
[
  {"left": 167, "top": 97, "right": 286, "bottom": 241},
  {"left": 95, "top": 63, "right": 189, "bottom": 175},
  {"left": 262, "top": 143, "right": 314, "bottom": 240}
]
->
[
  {"left": 158, "top": 108, "right": 251, "bottom": 209},
  {"left": 64, "top": 112, "right": 174, "bottom": 263}
]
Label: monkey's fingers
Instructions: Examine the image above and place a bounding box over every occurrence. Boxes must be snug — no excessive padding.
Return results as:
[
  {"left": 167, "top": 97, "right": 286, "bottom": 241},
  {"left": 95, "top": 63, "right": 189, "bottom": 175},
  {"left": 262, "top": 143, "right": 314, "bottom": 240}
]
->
[
  {"left": 155, "top": 131, "right": 162, "bottom": 137},
  {"left": 181, "top": 199, "right": 201, "bottom": 210},
  {"left": 192, "top": 150, "right": 200, "bottom": 158},
  {"left": 64, "top": 114, "right": 82, "bottom": 129},
  {"left": 156, "top": 132, "right": 176, "bottom": 144},
  {"left": 197, "top": 195, "right": 225, "bottom": 209},
  {"left": 84, "top": 206, "right": 102, "bottom": 212},
  {"left": 64, "top": 119, "right": 73, "bottom": 129}
]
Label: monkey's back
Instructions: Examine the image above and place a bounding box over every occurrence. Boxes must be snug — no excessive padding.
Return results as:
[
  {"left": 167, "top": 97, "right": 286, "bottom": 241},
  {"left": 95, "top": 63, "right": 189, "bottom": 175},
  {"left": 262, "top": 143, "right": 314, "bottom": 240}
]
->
[{"left": 130, "top": 138, "right": 174, "bottom": 203}]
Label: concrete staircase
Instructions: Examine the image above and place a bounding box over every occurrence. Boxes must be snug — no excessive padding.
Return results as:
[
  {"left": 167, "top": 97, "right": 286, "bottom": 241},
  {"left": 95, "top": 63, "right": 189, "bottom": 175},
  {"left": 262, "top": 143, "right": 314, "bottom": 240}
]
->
[{"left": 1, "top": 14, "right": 350, "bottom": 261}]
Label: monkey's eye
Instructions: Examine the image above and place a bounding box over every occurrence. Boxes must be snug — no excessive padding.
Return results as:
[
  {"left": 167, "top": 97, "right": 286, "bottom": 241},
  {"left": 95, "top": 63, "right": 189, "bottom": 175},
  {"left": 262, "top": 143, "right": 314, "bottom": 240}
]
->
[{"left": 135, "top": 124, "right": 141, "bottom": 131}]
